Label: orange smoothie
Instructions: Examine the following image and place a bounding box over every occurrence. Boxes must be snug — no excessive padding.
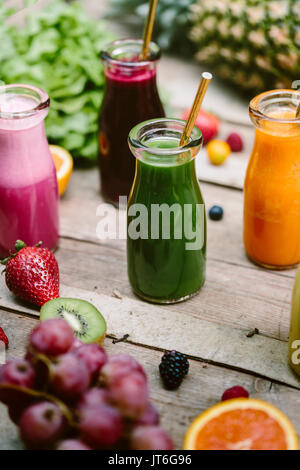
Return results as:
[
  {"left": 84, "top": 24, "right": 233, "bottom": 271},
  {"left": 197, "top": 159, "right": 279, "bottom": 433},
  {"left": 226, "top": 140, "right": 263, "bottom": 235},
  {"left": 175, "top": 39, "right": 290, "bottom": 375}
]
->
[{"left": 244, "top": 98, "right": 300, "bottom": 268}]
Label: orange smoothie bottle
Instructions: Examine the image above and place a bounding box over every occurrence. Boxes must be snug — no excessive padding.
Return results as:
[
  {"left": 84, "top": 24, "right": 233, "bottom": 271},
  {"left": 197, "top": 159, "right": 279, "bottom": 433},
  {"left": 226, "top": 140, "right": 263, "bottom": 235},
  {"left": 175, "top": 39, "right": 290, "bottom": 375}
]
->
[{"left": 244, "top": 89, "right": 300, "bottom": 269}]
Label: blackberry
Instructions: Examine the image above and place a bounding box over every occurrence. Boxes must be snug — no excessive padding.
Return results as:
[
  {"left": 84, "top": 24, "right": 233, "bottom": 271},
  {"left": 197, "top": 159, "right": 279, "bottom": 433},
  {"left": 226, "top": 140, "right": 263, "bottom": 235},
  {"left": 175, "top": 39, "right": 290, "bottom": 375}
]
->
[{"left": 159, "top": 351, "right": 189, "bottom": 390}]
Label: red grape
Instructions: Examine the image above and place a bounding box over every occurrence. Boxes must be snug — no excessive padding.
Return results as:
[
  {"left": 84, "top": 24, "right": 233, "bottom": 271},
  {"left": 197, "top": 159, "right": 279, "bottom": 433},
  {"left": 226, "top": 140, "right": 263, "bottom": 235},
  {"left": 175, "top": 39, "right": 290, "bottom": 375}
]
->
[
  {"left": 77, "top": 387, "right": 109, "bottom": 411},
  {"left": 131, "top": 425, "right": 174, "bottom": 450},
  {"left": 70, "top": 337, "right": 84, "bottom": 351},
  {"left": 109, "top": 371, "right": 149, "bottom": 419},
  {"left": 79, "top": 404, "right": 123, "bottom": 448},
  {"left": 101, "top": 354, "right": 146, "bottom": 386},
  {"left": 73, "top": 344, "right": 107, "bottom": 380},
  {"left": 57, "top": 439, "right": 92, "bottom": 450},
  {"left": 135, "top": 403, "right": 160, "bottom": 426},
  {"left": 19, "top": 402, "right": 66, "bottom": 449},
  {"left": 0, "top": 359, "right": 35, "bottom": 388},
  {"left": 29, "top": 319, "right": 74, "bottom": 356},
  {"left": 51, "top": 354, "right": 90, "bottom": 402}
]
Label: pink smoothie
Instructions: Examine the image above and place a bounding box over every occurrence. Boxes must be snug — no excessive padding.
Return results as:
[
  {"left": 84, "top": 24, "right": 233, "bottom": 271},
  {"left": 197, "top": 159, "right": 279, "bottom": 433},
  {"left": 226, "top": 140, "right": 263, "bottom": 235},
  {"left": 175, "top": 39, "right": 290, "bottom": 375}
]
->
[{"left": 0, "top": 88, "right": 59, "bottom": 257}]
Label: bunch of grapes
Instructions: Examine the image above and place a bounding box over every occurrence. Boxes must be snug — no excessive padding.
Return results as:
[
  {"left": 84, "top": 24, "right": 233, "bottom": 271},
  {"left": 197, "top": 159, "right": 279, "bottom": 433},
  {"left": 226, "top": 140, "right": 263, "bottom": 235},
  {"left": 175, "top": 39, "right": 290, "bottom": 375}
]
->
[{"left": 0, "top": 319, "right": 174, "bottom": 450}]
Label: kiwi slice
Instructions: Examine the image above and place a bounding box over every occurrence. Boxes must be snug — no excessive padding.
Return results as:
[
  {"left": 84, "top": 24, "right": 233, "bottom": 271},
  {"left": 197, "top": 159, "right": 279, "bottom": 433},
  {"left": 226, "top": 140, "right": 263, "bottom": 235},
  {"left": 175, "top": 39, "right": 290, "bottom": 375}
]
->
[{"left": 40, "top": 298, "right": 107, "bottom": 344}]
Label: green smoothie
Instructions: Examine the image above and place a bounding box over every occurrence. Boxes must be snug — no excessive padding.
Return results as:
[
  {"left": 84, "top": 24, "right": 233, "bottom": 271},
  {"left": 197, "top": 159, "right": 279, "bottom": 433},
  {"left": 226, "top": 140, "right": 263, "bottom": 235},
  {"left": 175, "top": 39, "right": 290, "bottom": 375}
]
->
[{"left": 127, "top": 126, "right": 206, "bottom": 304}]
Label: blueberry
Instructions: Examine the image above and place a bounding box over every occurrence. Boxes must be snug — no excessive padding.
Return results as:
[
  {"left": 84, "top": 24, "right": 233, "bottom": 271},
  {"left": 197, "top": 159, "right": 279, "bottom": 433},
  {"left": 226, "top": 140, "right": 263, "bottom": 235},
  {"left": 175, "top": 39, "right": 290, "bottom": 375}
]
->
[{"left": 209, "top": 205, "right": 223, "bottom": 221}]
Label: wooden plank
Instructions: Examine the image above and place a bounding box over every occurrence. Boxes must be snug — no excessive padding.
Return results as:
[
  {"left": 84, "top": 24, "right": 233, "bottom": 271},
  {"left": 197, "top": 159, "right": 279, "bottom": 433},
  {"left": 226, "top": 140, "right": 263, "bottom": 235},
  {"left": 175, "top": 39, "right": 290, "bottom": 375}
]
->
[
  {"left": 54, "top": 239, "right": 295, "bottom": 342},
  {"left": 0, "top": 274, "right": 299, "bottom": 389},
  {"left": 60, "top": 168, "right": 297, "bottom": 282},
  {"left": 196, "top": 122, "right": 253, "bottom": 190},
  {"left": 1, "top": 309, "right": 300, "bottom": 450},
  {"left": 0, "top": 234, "right": 295, "bottom": 343}
]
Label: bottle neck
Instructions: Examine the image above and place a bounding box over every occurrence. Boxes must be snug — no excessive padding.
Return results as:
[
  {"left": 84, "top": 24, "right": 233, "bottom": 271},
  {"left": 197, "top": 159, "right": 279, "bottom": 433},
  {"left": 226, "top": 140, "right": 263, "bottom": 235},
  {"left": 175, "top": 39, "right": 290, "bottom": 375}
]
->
[
  {"left": 104, "top": 62, "right": 158, "bottom": 86},
  {"left": 135, "top": 157, "right": 197, "bottom": 186}
]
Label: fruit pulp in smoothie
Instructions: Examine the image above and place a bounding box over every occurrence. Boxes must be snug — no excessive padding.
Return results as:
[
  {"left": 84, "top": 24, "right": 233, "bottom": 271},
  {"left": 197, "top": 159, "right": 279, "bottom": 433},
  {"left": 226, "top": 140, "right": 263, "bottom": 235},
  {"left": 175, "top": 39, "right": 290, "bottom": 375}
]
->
[
  {"left": 99, "top": 63, "right": 165, "bottom": 204},
  {"left": 244, "top": 110, "right": 300, "bottom": 268},
  {"left": 0, "top": 94, "right": 59, "bottom": 257},
  {"left": 127, "top": 139, "right": 206, "bottom": 303}
]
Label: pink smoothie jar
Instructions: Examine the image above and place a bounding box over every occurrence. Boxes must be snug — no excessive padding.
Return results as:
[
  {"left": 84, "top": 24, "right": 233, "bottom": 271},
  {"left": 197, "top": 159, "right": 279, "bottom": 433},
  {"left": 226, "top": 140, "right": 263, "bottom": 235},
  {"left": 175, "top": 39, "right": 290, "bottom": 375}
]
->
[{"left": 0, "top": 84, "right": 59, "bottom": 257}]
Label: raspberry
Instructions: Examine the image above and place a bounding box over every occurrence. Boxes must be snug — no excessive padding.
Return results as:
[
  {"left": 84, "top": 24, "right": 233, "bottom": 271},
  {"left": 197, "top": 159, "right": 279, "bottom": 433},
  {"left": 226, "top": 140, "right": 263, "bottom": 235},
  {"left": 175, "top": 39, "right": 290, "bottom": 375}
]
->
[
  {"left": 221, "top": 386, "right": 249, "bottom": 401},
  {"left": 159, "top": 351, "right": 189, "bottom": 390},
  {"left": 0, "top": 327, "right": 8, "bottom": 349},
  {"left": 226, "top": 133, "right": 243, "bottom": 152}
]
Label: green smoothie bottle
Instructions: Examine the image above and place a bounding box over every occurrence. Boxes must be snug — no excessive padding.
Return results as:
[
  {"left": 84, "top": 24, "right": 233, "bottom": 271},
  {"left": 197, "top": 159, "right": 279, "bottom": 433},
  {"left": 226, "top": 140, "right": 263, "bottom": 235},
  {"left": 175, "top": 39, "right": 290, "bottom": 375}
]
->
[{"left": 127, "top": 118, "right": 206, "bottom": 304}]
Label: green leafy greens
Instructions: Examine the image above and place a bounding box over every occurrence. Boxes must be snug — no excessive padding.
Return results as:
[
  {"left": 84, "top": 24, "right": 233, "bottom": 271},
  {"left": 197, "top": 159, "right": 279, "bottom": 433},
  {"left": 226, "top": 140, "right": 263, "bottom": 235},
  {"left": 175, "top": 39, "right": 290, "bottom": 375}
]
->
[{"left": 0, "top": 0, "right": 114, "bottom": 163}]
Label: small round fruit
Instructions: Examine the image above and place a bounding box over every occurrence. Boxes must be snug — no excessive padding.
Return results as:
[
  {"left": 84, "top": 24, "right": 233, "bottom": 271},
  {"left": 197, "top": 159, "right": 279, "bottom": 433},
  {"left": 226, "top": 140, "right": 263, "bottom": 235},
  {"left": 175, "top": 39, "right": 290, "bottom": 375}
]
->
[
  {"left": 40, "top": 298, "right": 107, "bottom": 344},
  {"left": 209, "top": 205, "right": 224, "bottom": 221},
  {"left": 77, "top": 388, "right": 110, "bottom": 410},
  {"left": 101, "top": 354, "right": 146, "bottom": 386},
  {"left": 131, "top": 425, "right": 174, "bottom": 450},
  {"left": 226, "top": 132, "right": 243, "bottom": 152},
  {"left": 73, "top": 344, "right": 107, "bottom": 381},
  {"left": 51, "top": 354, "right": 91, "bottom": 401},
  {"left": 0, "top": 359, "right": 35, "bottom": 388},
  {"left": 79, "top": 404, "right": 123, "bottom": 448},
  {"left": 207, "top": 139, "right": 231, "bottom": 165},
  {"left": 29, "top": 318, "right": 74, "bottom": 356},
  {"left": 135, "top": 403, "right": 160, "bottom": 426},
  {"left": 19, "top": 402, "right": 66, "bottom": 449},
  {"left": 222, "top": 386, "right": 249, "bottom": 401},
  {"left": 57, "top": 439, "right": 91, "bottom": 450},
  {"left": 182, "top": 109, "right": 219, "bottom": 144},
  {"left": 159, "top": 350, "right": 189, "bottom": 390},
  {"left": 70, "top": 337, "right": 84, "bottom": 351},
  {"left": 109, "top": 371, "right": 149, "bottom": 419}
]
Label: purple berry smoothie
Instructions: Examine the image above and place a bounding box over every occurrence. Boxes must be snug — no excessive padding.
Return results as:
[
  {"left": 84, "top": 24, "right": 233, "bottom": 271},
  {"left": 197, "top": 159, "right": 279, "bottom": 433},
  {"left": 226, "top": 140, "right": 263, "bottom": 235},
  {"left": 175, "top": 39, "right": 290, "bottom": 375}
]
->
[
  {"left": 0, "top": 85, "right": 59, "bottom": 257},
  {"left": 98, "top": 39, "right": 165, "bottom": 205}
]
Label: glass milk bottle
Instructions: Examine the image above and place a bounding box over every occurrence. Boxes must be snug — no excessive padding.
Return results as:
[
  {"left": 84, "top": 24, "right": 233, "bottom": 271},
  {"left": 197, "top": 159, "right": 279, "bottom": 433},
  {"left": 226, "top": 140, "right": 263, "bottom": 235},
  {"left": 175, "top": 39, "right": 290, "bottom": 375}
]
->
[
  {"left": 0, "top": 84, "right": 59, "bottom": 257},
  {"left": 127, "top": 118, "right": 206, "bottom": 304},
  {"left": 244, "top": 89, "right": 300, "bottom": 269},
  {"left": 98, "top": 38, "right": 165, "bottom": 205}
]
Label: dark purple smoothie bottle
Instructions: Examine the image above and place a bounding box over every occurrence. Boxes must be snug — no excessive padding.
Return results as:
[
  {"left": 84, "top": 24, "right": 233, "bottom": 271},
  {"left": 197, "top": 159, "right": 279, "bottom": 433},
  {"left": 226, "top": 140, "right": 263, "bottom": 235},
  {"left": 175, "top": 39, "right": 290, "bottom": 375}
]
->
[{"left": 98, "top": 38, "right": 165, "bottom": 204}]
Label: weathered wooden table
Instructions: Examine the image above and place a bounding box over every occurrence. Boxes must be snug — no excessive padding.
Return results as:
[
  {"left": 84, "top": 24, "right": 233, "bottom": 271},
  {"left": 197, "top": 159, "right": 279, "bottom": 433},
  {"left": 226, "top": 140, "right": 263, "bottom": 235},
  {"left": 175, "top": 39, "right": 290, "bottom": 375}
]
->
[
  {"left": 2, "top": 0, "right": 300, "bottom": 452},
  {"left": 1, "top": 164, "right": 300, "bottom": 450}
]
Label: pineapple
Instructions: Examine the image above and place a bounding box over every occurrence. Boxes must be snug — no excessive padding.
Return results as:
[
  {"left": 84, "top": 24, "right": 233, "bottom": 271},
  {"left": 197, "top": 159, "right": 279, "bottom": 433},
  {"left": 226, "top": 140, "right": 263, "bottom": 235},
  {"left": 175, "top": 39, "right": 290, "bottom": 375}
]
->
[
  {"left": 109, "top": 0, "right": 300, "bottom": 94},
  {"left": 190, "top": 0, "right": 300, "bottom": 93}
]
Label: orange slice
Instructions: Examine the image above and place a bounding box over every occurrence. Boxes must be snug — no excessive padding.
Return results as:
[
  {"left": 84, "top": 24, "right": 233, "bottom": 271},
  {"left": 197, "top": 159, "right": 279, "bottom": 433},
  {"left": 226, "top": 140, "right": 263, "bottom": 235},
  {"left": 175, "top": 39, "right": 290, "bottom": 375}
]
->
[
  {"left": 50, "top": 145, "right": 73, "bottom": 196},
  {"left": 183, "top": 398, "right": 298, "bottom": 450}
]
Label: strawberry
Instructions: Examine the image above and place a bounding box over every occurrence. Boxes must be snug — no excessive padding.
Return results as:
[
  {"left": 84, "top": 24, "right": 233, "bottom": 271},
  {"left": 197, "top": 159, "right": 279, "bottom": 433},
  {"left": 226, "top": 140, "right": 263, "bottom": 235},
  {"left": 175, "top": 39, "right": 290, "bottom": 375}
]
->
[
  {"left": 182, "top": 109, "right": 219, "bottom": 144},
  {"left": 0, "top": 327, "right": 9, "bottom": 349},
  {"left": 1, "top": 240, "right": 59, "bottom": 307}
]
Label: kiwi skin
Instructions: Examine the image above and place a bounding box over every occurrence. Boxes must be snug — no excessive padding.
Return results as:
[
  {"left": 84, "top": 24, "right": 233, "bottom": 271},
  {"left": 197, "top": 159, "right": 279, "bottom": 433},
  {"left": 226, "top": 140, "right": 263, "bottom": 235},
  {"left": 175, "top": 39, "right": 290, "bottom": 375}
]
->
[{"left": 40, "top": 298, "right": 107, "bottom": 345}]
